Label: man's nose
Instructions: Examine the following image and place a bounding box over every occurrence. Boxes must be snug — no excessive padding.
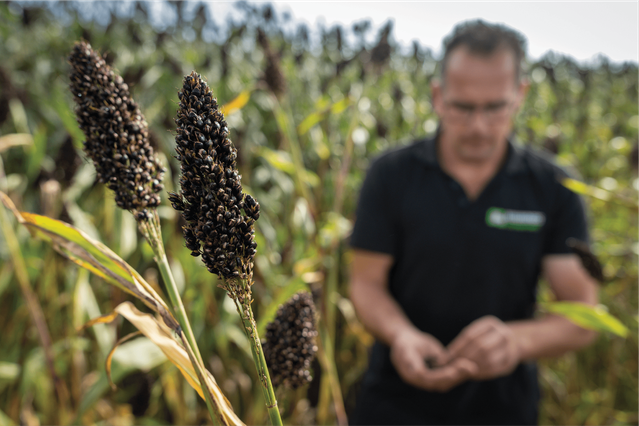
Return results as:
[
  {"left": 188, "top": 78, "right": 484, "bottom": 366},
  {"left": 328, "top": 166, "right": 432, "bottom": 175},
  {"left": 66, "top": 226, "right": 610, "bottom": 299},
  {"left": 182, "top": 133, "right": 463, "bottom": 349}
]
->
[{"left": 466, "top": 109, "right": 490, "bottom": 133}]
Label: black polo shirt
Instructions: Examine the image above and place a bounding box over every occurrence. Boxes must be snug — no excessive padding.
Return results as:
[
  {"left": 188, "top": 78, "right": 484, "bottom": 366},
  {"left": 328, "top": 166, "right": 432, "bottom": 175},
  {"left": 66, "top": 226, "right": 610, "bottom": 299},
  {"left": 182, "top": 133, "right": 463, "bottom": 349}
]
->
[{"left": 350, "top": 134, "right": 589, "bottom": 425}]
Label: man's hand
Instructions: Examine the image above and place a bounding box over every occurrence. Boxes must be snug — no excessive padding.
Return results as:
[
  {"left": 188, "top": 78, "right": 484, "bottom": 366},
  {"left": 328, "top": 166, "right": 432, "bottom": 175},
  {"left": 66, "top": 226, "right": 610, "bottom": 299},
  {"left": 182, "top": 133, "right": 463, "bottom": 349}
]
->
[
  {"left": 391, "top": 328, "right": 478, "bottom": 392},
  {"left": 447, "top": 316, "right": 521, "bottom": 380}
]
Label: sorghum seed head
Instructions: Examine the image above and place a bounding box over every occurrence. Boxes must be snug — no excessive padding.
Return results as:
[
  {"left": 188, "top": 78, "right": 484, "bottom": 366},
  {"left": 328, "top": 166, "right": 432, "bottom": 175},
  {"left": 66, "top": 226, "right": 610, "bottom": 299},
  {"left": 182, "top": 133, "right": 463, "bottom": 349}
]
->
[
  {"left": 263, "top": 292, "right": 318, "bottom": 389},
  {"left": 171, "top": 71, "right": 259, "bottom": 280},
  {"left": 68, "top": 41, "right": 164, "bottom": 220}
]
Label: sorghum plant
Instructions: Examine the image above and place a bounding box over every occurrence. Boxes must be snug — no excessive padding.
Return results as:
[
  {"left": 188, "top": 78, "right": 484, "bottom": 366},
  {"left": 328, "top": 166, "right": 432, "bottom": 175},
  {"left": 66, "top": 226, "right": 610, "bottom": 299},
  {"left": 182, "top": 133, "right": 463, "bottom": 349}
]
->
[
  {"left": 170, "top": 71, "right": 282, "bottom": 425},
  {"left": 68, "top": 41, "right": 222, "bottom": 422},
  {"left": 263, "top": 292, "right": 318, "bottom": 388}
]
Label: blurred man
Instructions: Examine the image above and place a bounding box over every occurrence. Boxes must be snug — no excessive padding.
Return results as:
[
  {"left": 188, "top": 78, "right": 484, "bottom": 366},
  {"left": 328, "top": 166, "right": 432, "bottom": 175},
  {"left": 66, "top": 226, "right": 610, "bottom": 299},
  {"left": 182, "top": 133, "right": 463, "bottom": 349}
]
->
[{"left": 349, "top": 20, "right": 598, "bottom": 425}]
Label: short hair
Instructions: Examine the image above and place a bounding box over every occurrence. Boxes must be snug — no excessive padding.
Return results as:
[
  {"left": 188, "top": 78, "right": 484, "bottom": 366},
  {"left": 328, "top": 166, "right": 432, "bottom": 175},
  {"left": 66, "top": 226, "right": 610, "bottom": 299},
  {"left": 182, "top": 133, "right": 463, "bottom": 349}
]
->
[{"left": 439, "top": 20, "right": 527, "bottom": 84}]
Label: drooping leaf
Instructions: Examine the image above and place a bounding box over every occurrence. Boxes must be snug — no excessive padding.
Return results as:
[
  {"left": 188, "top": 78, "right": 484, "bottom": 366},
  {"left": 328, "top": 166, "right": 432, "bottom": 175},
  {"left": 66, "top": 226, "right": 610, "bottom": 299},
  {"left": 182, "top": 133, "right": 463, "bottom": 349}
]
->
[
  {"left": 105, "top": 331, "right": 142, "bottom": 390},
  {"left": 0, "top": 191, "right": 177, "bottom": 330},
  {"left": 544, "top": 301, "right": 629, "bottom": 337},
  {"left": 83, "top": 302, "right": 245, "bottom": 426}
]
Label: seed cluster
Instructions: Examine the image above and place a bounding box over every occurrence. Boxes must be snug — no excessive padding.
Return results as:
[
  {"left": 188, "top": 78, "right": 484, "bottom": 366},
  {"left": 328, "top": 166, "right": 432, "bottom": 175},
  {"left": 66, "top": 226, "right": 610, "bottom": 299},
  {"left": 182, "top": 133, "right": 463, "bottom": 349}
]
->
[
  {"left": 263, "top": 292, "right": 318, "bottom": 388},
  {"left": 169, "top": 71, "right": 259, "bottom": 280},
  {"left": 69, "top": 41, "right": 164, "bottom": 220}
]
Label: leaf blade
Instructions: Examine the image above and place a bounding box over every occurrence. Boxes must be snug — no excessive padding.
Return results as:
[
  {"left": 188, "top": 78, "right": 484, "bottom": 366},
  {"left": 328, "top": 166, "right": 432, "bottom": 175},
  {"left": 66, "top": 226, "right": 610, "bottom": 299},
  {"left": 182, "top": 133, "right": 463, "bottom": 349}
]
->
[{"left": 545, "top": 301, "right": 629, "bottom": 337}]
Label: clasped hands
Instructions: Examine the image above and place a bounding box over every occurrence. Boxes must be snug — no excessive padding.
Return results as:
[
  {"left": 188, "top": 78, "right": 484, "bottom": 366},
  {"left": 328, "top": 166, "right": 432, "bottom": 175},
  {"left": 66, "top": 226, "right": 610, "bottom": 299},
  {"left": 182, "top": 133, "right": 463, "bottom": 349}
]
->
[{"left": 390, "top": 316, "right": 521, "bottom": 392}]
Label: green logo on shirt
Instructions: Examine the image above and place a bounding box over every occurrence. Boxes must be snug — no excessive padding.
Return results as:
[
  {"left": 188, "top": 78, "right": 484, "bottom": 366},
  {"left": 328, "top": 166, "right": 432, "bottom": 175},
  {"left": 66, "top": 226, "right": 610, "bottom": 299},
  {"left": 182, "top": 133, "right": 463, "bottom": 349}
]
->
[{"left": 486, "top": 207, "right": 545, "bottom": 232}]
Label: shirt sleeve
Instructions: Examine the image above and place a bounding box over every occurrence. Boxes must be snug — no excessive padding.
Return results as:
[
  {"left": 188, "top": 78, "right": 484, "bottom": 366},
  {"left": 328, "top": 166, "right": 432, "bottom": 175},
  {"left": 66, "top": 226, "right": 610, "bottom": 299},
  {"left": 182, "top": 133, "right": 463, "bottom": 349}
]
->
[
  {"left": 542, "top": 180, "right": 590, "bottom": 255},
  {"left": 350, "top": 157, "right": 399, "bottom": 256}
]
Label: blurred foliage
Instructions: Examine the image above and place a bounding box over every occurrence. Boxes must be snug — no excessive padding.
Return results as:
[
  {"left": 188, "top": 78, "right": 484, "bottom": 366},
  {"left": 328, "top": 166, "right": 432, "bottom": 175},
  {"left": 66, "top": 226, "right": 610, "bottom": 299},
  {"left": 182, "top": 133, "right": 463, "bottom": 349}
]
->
[{"left": 0, "top": 1, "right": 637, "bottom": 425}]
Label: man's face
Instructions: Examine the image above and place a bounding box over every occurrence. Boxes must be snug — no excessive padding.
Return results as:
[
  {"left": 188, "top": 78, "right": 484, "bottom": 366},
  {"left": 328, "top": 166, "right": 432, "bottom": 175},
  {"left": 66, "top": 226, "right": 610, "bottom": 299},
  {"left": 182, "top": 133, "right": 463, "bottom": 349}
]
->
[{"left": 432, "top": 47, "right": 527, "bottom": 163}]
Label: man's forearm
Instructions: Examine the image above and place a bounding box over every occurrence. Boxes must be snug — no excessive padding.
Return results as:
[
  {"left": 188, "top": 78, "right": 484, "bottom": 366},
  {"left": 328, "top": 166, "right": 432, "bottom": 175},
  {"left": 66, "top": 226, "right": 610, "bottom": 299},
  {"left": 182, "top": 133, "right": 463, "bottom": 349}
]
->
[
  {"left": 350, "top": 282, "right": 418, "bottom": 346},
  {"left": 508, "top": 314, "right": 597, "bottom": 361}
]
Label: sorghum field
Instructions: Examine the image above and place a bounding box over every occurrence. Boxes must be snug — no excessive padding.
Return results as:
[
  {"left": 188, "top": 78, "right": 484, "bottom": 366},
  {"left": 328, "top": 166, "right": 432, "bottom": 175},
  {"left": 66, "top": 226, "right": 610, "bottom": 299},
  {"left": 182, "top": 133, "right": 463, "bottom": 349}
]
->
[{"left": 0, "top": 2, "right": 637, "bottom": 425}]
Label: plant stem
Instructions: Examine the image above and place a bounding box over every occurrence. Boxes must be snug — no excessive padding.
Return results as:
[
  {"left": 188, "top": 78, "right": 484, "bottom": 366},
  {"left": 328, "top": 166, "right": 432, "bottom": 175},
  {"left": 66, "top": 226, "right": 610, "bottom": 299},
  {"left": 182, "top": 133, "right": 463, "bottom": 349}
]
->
[
  {"left": 179, "top": 329, "right": 227, "bottom": 426},
  {"left": 316, "top": 318, "right": 348, "bottom": 426},
  {"left": 242, "top": 309, "right": 283, "bottom": 425},
  {"left": 229, "top": 279, "right": 282, "bottom": 426},
  {"left": 155, "top": 252, "right": 203, "bottom": 364},
  {"left": 139, "top": 212, "right": 220, "bottom": 424}
]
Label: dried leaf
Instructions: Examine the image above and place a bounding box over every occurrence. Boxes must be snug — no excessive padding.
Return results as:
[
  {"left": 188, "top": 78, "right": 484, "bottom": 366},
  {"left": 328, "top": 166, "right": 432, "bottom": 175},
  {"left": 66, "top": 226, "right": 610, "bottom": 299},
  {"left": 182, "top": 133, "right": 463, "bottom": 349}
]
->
[
  {"left": 84, "top": 302, "right": 245, "bottom": 426},
  {"left": 0, "top": 133, "right": 33, "bottom": 153}
]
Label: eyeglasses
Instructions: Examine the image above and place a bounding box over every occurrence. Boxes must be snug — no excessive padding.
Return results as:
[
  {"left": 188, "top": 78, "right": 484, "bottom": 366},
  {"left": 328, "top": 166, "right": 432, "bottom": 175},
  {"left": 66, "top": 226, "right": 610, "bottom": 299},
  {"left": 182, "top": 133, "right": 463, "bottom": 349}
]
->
[{"left": 443, "top": 100, "right": 515, "bottom": 124}]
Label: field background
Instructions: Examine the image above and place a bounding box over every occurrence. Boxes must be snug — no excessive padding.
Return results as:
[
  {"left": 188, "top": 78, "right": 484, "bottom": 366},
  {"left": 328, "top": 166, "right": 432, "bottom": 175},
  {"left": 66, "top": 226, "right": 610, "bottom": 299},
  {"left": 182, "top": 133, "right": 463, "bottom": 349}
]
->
[{"left": 0, "top": 2, "right": 637, "bottom": 425}]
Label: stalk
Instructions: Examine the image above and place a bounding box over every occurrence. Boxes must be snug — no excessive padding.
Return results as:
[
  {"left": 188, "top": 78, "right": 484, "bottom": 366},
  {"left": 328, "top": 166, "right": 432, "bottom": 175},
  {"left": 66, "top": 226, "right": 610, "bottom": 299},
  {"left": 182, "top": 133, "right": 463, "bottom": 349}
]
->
[
  {"left": 228, "top": 278, "right": 282, "bottom": 426},
  {"left": 316, "top": 320, "right": 348, "bottom": 425},
  {"left": 179, "top": 327, "right": 226, "bottom": 426},
  {"left": 139, "top": 211, "right": 219, "bottom": 423},
  {"left": 170, "top": 71, "right": 281, "bottom": 424}
]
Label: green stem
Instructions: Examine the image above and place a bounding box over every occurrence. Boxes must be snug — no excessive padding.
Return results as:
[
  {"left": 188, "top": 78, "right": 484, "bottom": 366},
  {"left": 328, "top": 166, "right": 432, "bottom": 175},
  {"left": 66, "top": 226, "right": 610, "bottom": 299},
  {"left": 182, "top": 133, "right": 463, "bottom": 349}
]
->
[
  {"left": 155, "top": 252, "right": 203, "bottom": 365},
  {"left": 227, "top": 279, "right": 282, "bottom": 426},
  {"left": 239, "top": 307, "right": 283, "bottom": 426},
  {"left": 316, "top": 319, "right": 348, "bottom": 426},
  {"left": 179, "top": 329, "right": 227, "bottom": 426},
  {"left": 140, "top": 212, "right": 220, "bottom": 424}
]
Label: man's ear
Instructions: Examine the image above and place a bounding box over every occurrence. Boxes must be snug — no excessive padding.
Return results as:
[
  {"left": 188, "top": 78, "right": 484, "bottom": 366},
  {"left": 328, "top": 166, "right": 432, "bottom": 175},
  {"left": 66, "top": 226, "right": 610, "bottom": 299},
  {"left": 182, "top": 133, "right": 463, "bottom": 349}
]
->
[{"left": 431, "top": 78, "right": 444, "bottom": 117}]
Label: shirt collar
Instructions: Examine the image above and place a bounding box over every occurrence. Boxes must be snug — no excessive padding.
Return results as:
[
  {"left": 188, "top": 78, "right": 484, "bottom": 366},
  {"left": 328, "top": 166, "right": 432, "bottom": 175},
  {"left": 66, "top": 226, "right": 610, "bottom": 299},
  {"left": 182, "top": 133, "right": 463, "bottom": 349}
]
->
[{"left": 418, "top": 128, "right": 527, "bottom": 176}]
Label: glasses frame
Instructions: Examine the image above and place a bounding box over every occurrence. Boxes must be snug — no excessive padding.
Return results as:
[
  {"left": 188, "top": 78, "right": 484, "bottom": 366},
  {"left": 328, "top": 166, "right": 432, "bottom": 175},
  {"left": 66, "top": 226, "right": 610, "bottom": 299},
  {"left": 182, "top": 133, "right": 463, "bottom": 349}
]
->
[{"left": 442, "top": 98, "right": 516, "bottom": 124}]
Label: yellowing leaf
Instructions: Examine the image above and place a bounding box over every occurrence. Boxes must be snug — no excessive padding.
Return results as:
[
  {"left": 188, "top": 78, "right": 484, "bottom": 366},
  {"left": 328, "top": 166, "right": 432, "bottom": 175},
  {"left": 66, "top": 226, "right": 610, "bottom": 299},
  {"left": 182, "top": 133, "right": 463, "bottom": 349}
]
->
[
  {"left": 0, "top": 133, "right": 33, "bottom": 153},
  {"left": 297, "top": 96, "right": 353, "bottom": 135},
  {"left": 297, "top": 111, "right": 325, "bottom": 136},
  {"left": 561, "top": 177, "right": 611, "bottom": 201},
  {"left": 561, "top": 177, "right": 637, "bottom": 210},
  {"left": 330, "top": 97, "right": 352, "bottom": 115},
  {"left": 221, "top": 90, "right": 251, "bottom": 116},
  {"left": 85, "top": 302, "right": 245, "bottom": 426},
  {"left": 545, "top": 301, "right": 629, "bottom": 337},
  {"left": 259, "top": 147, "right": 296, "bottom": 174},
  {"left": 0, "top": 191, "right": 177, "bottom": 330}
]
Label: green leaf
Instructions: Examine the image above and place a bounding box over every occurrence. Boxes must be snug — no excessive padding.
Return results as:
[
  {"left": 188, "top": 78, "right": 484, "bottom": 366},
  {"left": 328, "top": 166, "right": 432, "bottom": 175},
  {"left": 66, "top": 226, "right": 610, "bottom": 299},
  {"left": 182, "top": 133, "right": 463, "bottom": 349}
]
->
[
  {"left": 26, "top": 125, "right": 47, "bottom": 179},
  {"left": 544, "top": 301, "right": 629, "bottom": 337},
  {"left": 0, "top": 191, "right": 177, "bottom": 330},
  {"left": 47, "top": 82, "right": 85, "bottom": 150}
]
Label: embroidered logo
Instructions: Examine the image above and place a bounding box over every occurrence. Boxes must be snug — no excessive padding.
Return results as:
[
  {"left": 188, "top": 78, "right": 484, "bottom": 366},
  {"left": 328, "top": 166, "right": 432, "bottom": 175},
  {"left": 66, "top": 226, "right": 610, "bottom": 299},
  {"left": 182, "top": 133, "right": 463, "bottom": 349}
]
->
[{"left": 485, "top": 207, "right": 545, "bottom": 232}]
